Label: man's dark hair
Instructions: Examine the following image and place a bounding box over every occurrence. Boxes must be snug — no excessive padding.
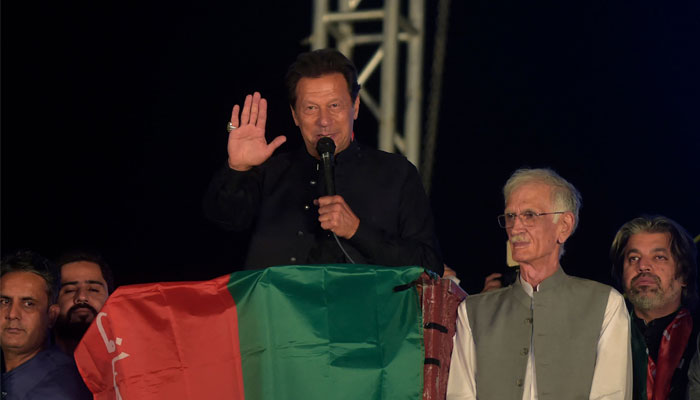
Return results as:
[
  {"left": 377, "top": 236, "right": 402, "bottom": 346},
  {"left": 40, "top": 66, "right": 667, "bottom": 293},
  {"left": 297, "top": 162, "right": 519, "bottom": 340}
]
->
[
  {"left": 55, "top": 250, "right": 115, "bottom": 293},
  {"left": 1, "top": 250, "right": 57, "bottom": 303},
  {"left": 610, "top": 215, "right": 699, "bottom": 310},
  {"left": 284, "top": 48, "right": 361, "bottom": 108}
]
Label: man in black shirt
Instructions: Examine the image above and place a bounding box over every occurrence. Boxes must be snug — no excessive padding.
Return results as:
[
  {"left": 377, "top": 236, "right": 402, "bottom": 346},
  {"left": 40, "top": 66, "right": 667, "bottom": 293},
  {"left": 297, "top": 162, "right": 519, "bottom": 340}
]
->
[
  {"left": 204, "top": 49, "right": 442, "bottom": 275},
  {"left": 610, "top": 215, "right": 699, "bottom": 400}
]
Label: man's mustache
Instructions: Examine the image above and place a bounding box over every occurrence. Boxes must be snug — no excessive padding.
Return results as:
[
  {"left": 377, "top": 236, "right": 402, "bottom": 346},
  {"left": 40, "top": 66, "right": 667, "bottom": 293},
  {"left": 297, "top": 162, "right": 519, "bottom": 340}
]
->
[
  {"left": 67, "top": 303, "right": 98, "bottom": 319},
  {"left": 509, "top": 235, "right": 528, "bottom": 243},
  {"left": 631, "top": 272, "right": 661, "bottom": 286}
]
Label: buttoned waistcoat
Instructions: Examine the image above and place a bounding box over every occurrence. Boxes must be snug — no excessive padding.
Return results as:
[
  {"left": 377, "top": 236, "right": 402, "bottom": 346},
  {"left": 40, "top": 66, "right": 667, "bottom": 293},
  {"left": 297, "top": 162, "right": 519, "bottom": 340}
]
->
[{"left": 466, "top": 267, "right": 610, "bottom": 400}]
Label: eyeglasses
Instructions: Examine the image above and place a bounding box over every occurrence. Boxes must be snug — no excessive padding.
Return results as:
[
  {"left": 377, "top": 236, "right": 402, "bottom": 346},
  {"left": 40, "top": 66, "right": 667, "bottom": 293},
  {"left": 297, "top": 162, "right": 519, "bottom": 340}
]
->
[{"left": 497, "top": 211, "right": 566, "bottom": 228}]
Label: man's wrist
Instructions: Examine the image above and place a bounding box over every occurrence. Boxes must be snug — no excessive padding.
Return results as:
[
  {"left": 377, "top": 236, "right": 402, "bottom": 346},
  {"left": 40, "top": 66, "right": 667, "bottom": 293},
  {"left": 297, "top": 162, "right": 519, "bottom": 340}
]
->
[
  {"left": 345, "top": 220, "right": 360, "bottom": 239},
  {"left": 227, "top": 158, "right": 253, "bottom": 172}
]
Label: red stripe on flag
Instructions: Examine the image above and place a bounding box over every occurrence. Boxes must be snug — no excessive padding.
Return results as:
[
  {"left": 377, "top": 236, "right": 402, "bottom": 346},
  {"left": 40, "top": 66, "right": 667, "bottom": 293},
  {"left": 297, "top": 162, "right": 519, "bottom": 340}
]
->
[{"left": 75, "top": 274, "right": 245, "bottom": 400}]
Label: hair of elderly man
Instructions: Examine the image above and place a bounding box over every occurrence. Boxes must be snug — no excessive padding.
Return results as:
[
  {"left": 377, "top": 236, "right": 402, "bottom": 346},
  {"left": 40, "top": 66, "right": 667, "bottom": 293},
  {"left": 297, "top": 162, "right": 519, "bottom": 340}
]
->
[
  {"left": 503, "top": 167, "right": 582, "bottom": 233},
  {"left": 284, "top": 48, "right": 361, "bottom": 109},
  {"left": 1, "top": 250, "right": 57, "bottom": 304},
  {"left": 503, "top": 168, "right": 582, "bottom": 258},
  {"left": 610, "top": 215, "right": 699, "bottom": 311}
]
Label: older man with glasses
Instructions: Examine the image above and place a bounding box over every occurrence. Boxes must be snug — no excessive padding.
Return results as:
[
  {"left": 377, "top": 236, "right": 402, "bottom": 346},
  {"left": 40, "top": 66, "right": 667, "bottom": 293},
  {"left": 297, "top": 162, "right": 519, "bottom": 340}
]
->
[{"left": 447, "top": 168, "right": 632, "bottom": 400}]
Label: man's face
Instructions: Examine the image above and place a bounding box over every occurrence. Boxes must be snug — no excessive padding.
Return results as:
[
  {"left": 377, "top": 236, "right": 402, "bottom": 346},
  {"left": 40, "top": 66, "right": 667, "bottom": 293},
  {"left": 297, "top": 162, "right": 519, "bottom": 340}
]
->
[
  {"left": 622, "top": 232, "right": 684, "bottom": 314},
  {"left": 505, "top": 182, "right": 570, "bottom": 268},
  {"left": 291, "top": 73, "right": 359, "bottom": 158},
  {"left": 57, "top": 261, "right": 109, "bottom": 325},
  {"left": 0, "top": 271, "right": 58, "bottom": 357}
]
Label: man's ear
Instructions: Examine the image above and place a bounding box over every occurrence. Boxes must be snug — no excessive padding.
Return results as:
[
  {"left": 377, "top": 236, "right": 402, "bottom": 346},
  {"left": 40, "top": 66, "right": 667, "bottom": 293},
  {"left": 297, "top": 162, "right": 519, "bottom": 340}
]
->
[
  {"left": 679, "top": 274, "right": 688, "bottom": 288},
  {"left": 48, "top": 304, "right": 59, "bottom": 328},
  {"left": 352, "top": 95, "right": 360, "bottom": 120},
  {"left": 290, "top": 105, "right": 300, "bottom": 126},
  {"left": 557, "top": 212, "right": 575, "bottom": 244}
]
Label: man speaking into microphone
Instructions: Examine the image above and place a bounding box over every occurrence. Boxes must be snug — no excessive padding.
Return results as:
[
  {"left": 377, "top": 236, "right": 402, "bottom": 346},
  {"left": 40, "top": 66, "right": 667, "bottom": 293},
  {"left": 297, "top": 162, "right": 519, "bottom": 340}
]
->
[{"left": 204, "top": 49, "right": 442, "bottom": 275}]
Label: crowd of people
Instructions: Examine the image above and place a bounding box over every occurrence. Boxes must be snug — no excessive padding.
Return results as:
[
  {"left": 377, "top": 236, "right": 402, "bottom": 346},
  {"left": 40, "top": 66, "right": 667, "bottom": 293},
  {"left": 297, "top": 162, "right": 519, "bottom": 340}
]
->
[
  {"left": 1, "top": 250, "right": 112, "bottom": 398},
  {"left": 2, "top": 48, "right": 699, "bottom": 399}
]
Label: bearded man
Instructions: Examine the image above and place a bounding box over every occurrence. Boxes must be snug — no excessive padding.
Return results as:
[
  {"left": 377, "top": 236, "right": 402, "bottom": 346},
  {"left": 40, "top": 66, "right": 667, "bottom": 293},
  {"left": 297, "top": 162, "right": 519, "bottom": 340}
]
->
[
  {"left": 53, "top": 251, "right": 114, "bottom": 355},
  {"left": 611, "top": 216, "right": 699, "bottom": 400}
]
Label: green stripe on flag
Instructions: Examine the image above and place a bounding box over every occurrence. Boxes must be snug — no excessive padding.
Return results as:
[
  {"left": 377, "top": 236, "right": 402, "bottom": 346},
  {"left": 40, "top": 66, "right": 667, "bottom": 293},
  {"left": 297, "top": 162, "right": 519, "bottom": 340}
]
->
[{"left": 227, "top": 264, "right": 425, "bottom": 400}]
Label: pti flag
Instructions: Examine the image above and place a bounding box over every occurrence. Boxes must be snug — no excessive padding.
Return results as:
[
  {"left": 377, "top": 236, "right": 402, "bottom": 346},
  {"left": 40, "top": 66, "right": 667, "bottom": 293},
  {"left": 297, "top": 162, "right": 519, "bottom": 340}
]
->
[{"left": 75, "top": 265, "right": 427, "bottom": 400}]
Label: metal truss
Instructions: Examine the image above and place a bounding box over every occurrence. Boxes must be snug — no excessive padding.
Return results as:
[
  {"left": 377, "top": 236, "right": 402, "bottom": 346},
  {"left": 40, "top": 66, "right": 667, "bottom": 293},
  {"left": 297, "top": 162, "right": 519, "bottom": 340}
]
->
[{"left": 309, "top": 0, "right": 425, "bottom": 169}]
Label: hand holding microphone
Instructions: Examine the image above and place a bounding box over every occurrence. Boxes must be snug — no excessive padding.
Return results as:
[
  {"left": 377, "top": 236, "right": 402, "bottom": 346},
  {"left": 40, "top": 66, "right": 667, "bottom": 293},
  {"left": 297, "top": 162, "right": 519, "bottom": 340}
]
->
[{"left": 315, "top": 137, "right": 359, "bottom": 240}]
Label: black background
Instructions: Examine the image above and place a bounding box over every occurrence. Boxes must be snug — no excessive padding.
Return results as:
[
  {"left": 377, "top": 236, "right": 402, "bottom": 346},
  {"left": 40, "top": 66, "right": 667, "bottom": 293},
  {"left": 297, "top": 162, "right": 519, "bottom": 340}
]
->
[{"left": 2, "top": 1, "right": 699, "bottom": 295}]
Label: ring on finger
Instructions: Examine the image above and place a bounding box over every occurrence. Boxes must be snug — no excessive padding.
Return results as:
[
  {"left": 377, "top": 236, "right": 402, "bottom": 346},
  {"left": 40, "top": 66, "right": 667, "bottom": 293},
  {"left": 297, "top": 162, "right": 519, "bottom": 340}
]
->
[{"left": 227, "top": 122, "right": 237, "bottom": 132}]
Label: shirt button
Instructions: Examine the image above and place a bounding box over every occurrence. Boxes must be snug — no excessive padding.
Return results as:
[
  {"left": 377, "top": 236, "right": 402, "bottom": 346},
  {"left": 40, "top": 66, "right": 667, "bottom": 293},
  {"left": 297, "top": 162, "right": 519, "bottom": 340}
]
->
[
  {"left": 524, "top": 318, "right": 532, "bottom": 325},
  {"left": 520, "top": 348, "right": 528, "bottom": 356},
  {"left": 516, "top": 379, "right": 523, "bottom": 387},
  {"left": 290, "top": 257, "right": 297, "bottom": 263},
  {"left": 309, "top": 180, "right": 317, "bottom": 186},
  {"left": 297, "top": 230, "right": 304, "bottom": 236}
]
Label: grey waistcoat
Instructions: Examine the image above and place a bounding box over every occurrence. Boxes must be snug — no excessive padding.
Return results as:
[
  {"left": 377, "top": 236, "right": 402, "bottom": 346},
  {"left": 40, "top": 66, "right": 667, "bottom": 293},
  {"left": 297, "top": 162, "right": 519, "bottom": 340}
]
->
[{"left": 466, "top": 267, "right": 611, "bottom": 400}]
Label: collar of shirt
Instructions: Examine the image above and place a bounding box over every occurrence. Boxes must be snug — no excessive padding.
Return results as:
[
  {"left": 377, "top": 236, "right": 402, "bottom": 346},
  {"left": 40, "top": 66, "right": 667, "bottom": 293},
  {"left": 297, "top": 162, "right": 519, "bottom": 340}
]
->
[
  {"left": 517, "top": 266, "right": 566, "bottom": 298},
  {"left": 632, "top": 308, "right": 680, "bottom": 361},
  {"left": 518, "top": 274, "right": 538, "bottom": 298}
]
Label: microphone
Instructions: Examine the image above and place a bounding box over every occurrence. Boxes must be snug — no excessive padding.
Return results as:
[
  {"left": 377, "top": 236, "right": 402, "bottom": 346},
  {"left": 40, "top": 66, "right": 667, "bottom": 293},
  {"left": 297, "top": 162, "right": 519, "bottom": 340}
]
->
[
  {"left": 315, "top": 137, "right": 356, "bottom": 264},
  {"left": 316, "top": 137, "right": 336, "bottom": 196}
]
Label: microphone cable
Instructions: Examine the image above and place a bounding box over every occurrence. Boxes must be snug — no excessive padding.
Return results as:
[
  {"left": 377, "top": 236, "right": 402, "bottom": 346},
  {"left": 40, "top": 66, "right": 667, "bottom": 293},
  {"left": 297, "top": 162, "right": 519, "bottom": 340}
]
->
[{"left": 333, "top": 232, "right": 356, "bottom": 264}]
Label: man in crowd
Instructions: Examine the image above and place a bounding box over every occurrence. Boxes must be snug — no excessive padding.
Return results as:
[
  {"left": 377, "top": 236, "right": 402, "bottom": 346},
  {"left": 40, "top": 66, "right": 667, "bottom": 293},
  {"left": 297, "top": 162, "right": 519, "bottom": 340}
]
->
[
  {"left": 204, "top": 48, "right": 442, "bottom": 275},
  {"left": 447, "top": 168, "right": 631, "bottom": 399},
  {"left": 54, "top": 250, "right": 114, "bottom": 355},
  {"left": 1, "top": 250, "right": 92, "bottom": 399},
  {"left": 610, "top": 216, "right": 699, "bottom": 400}
]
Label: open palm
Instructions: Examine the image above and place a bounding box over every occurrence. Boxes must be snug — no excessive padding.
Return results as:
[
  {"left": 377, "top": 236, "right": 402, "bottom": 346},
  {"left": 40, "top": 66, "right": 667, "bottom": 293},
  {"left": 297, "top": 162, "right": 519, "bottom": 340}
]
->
[{"left": 227, "top": 92, "right": 286, "bottom": 171}]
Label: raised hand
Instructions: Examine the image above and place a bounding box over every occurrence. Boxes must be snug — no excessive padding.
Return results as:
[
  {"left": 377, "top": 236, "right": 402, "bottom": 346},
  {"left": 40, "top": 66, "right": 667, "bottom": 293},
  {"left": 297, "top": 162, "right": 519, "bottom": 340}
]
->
[
  {"left": 315, "top": 195, "right": 360, "bottom": 239},
  {"left": 227, "top": 92, "right": 286, "bottom": 171}
]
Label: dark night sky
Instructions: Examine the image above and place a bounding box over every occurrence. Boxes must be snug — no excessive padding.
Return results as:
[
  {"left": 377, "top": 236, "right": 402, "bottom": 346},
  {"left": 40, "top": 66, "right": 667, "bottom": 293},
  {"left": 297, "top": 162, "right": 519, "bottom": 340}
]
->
[{"left": 2, "top": 1, "right": 699, "bottom": 294}]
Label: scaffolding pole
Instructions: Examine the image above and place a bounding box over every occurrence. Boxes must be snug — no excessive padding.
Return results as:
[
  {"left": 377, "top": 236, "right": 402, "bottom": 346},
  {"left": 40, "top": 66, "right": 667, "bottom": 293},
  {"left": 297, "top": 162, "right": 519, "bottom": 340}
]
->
[{"left": 309, "top": 0, "right": 425, "bottom": 170}]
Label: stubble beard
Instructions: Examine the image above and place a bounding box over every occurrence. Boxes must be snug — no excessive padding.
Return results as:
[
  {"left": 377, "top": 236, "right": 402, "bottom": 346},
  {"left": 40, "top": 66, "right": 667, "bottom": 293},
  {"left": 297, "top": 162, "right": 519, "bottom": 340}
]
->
[{"left": 626, "top": 274, "right": 681, "bottom": 312}]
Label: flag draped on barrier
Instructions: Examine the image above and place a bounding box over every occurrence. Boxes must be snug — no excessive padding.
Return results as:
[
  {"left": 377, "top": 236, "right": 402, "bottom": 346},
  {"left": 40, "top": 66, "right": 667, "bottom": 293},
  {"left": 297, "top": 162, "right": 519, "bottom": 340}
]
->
[{"left": 75, "top": 265, "right": 427, "bottom": 400}]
